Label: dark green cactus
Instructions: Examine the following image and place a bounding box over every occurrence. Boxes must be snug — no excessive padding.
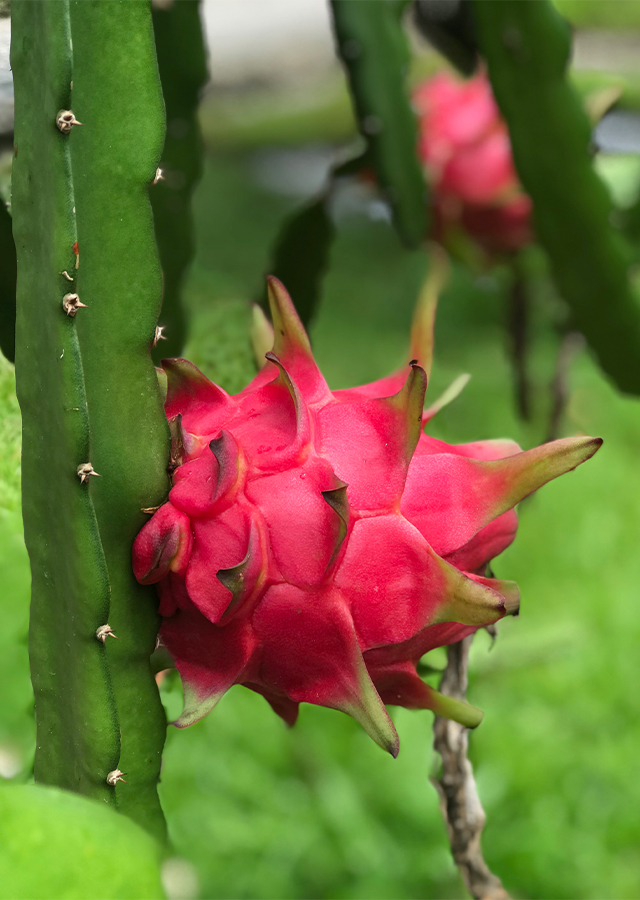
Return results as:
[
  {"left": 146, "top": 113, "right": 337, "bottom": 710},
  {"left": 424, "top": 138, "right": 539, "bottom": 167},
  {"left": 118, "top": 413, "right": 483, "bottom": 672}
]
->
[
  {"left": 262, "top": 193, "right": 335, "bottom": 330},
  {"left": 330, "top": 0, "right": 428, "bottom": 247},
  {"left": 151, "top": 0, "right": 208, "bottom": 362},
  {"left": 474, "top": 0, "right": 640, "bottom": 396},
  {"left": 0, "top": 200, "right": 17, "bottom": 363},
  {"left": 11, "top": 0, "right": 120, "bottom": 805},
  {"left": 12, "top": 0, "right": 170, "bottom": 838}
]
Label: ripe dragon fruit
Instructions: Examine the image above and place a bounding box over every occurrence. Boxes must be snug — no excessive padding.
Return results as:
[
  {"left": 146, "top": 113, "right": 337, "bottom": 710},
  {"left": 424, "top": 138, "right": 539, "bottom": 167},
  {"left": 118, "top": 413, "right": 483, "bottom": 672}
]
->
[
  {"left": 133, "top": 275, "right": 600, "bottom": 756},
  {"left": 414, "top": 70, "right": 532, "bottom": 254}
]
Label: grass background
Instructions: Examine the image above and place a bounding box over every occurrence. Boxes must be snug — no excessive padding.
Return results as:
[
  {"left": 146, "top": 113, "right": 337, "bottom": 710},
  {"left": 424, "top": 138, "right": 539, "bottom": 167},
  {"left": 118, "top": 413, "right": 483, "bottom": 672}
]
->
[{"left": 3, "top": 51, "right": 640, "bottom": 899}]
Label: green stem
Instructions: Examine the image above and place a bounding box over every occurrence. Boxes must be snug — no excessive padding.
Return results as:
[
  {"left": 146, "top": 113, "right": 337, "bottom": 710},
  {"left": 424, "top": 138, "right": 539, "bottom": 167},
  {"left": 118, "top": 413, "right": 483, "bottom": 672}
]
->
[
  {"left": 474, "top": 0, "right": 640, "bottom": 396},
  {"left": 151, "top": 0, "right": 208, "bottom": 362},
  {"left": 12, "top": 0, "right": 119, "bottom": 804},
  {"left": 68, "top": 0, "right": 170, "bottom": 841},
  {"left": 330, "top": 0, "right": 428, "bottom": 247}
]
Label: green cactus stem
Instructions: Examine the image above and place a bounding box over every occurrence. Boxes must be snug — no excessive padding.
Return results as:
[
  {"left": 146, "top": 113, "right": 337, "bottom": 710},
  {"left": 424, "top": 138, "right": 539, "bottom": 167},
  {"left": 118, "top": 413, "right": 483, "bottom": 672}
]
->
[
  {"left": 330, "top": 0, "right": 428, "bottom": 247},
  {"left": 262, "top": 193, "right": 335, "bottom": 330},
  {"left": 11, "top": 0, "right": 119, "bottom": 804},
  {"left": 0, "top": 200, "right": 17, "bottom": 363},
  {"left": 151, "top": 0, "right": 208, "bottom": 362},
  {"left": 474, "top": 0, "right": 640, "bottom": 396},
  {"left": 68, "top": 1, "right": 170, "bottom": 841}
]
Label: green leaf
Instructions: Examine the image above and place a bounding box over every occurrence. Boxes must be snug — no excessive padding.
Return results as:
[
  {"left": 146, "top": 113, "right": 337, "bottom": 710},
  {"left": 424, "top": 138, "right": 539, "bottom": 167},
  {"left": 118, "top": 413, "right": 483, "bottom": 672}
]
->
[{"left": 0, "top": 784, "right": 164, "bottom": 900}]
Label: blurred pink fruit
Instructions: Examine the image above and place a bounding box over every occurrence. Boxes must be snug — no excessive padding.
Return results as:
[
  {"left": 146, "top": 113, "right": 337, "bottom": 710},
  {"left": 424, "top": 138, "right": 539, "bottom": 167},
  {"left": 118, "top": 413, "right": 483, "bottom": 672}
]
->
[{"left": 414, "top": 71, "right": 533, "bottom": 253}]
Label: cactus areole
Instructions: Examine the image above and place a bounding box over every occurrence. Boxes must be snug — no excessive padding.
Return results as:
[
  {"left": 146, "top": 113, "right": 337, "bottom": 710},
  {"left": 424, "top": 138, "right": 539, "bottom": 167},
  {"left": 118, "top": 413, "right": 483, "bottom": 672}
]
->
[{"left": 133, "top": 277, "right": 600, "bottom": 755}]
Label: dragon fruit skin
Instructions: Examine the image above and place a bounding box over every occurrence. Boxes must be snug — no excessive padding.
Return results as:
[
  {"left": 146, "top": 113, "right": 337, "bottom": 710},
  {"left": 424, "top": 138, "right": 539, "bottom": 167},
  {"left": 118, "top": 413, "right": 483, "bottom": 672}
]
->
[
  {"left": 414, "top": 71, "right": 532, "bottom": 253},
  {"left": 133, "top": 277, "right": 601, "bottom": 756}
]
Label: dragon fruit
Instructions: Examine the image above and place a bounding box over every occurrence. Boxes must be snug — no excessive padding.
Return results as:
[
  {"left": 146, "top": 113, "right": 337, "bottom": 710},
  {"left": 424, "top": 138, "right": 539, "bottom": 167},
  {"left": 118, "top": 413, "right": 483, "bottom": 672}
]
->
[
  {"left": 414, "top": 70, "right": 532, "bottom": 253},
  {"left": 133, "top": 275, "right": 600, "bottom": 756}
]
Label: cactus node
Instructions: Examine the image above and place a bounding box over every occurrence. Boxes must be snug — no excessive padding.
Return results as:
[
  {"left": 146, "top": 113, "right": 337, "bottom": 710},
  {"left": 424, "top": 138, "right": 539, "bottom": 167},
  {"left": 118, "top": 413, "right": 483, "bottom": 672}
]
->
[
  {"left": 56, "top": 110, "right": 83, "bottom": 134},
  {"left": 77, "top": 462, "right": 100, "bottom": 483},
  {"left": 62, "top": 293, "right": 87, "bottom": 317},
  {"left": 106, "top": 768, "right": 127, "bottom": 786},
  {"left": 96, "top": 624, "right": 118, "bottom": 643}
]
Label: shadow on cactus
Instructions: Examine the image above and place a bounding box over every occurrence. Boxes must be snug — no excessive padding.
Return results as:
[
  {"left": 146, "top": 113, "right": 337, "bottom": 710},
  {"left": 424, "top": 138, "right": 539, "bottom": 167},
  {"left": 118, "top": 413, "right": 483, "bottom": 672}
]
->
[{"left": 133, "top": 264, "right": 601, "bottom": 756}]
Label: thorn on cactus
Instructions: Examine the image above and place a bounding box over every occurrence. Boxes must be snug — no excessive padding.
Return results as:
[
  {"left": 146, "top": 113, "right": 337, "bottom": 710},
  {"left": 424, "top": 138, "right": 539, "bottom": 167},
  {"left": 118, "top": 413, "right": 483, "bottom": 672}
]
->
[
  {"left": 96, "top": 624, "right": 118, "bottom": 643},
  {"left": 61, "top": 270, "right": 74, "bottom": 282},
  {"left": 62, "top": 293, "right": 87, "bottom": 317},
  {"left": 77, "top": 462, "right": 100, "bottom": 483},
  {"left": 56, "top": 109, "right": 83, "bottom": 133},
  {"left": 152, "top": 167, "right": 164, "bottom": 185},
  {"left": 106, "top": 769, "right": 127, "bottom": 786},
  {"left": 153, "top": 325, "right": 167, "bottom": 346}
]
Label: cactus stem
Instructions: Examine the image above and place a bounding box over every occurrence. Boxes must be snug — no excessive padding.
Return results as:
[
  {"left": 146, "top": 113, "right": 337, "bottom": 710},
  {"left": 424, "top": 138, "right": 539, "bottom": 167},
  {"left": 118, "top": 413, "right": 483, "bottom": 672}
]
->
[
  {"left": 62, "top": 293, "right": 87, "bottom": 317},
  {"left": 61, "top": 270, "right": 74, "bottom": 282},
  {"left": 77, "top": 462, "right": 100, "bottom": 483},
  {"left": 56, "top": 110, "right": 83, "bottom": 133},
  {"left": 153, "top": 325, "right": 167, "bottom": 346},
  {"left": 152, "top": 167, "right": 164, "bottom": 185},
  {"left": 106, "top": 769, "right": 127, "bottom": 786},
  {"left": 96, "top": 624, "right": 118, "bottom": 643}
]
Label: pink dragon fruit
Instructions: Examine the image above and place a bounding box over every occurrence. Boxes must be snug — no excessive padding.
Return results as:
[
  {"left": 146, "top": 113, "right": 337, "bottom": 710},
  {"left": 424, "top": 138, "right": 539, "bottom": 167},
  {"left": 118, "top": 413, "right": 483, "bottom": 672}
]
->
[
  {"left": 133, "top": 276, "right": 600, "bottom": 756},
  {"left": 414, "top": 70, "right": 532, "bottom": 253}
]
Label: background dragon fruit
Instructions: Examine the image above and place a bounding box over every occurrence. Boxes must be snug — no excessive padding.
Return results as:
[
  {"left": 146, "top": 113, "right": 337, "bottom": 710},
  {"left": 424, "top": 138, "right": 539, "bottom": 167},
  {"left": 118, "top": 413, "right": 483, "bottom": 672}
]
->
[
  {"left": 414, "top": 70, "right": 533, "bottom": 253},
  {"left": 133, "top": 276, "right": 600, "bottom": 756}
]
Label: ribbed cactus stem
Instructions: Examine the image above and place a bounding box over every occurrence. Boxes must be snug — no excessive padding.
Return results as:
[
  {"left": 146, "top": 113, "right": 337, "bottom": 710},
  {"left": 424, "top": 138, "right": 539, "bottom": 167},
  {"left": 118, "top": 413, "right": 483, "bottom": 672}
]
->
[
  {"left": 11, "top": 0, "right": 119, "bottom": 804},
  {"left": 474, "top": 0, "right": 640, "bottom": 396},
  {"left": 12, "top": 0, "right": 171, "bottom": 838},
  {"left": 151, "top": 0, "right": 208, "bottom": 362},
  {"left": 68, "top": 0, "right": 170, "bottom": 841}
]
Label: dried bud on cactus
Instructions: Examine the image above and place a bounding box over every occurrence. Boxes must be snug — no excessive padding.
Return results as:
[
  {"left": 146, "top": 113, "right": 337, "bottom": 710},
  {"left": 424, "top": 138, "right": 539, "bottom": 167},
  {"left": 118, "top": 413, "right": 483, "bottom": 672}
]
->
[
  {"left": 133, "top": 276, "right": 600, "bottom": 755},
  {"left": 62, "top": 293, "right": 87, "bottom": 317},
  {"left": 56, "top": 110, "right": 83, "bottom": 134}
]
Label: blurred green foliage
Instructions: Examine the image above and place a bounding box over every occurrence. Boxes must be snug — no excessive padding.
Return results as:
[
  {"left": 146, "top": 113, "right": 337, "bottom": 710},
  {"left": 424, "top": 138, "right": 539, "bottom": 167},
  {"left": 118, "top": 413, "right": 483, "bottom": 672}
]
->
[
  {"left": 2, "top": 145, "right": 640, "bottom": 898},
  {"left": 554, "top": 0, "right": 640, "bottom": 29},
  {"left": 0, "top": 784, "right": 164, "bottom": 899}
]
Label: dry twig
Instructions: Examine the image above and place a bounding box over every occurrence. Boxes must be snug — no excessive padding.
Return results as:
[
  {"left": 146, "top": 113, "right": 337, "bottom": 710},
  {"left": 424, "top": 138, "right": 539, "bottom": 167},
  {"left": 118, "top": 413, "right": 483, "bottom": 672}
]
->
[{"left": 432, "top": 637, "right": 510, "bottom": 900}]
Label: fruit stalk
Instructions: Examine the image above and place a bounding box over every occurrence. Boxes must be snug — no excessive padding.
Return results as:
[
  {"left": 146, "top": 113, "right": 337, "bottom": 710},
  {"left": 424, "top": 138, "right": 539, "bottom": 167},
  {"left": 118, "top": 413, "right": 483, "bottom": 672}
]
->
[{"left": 432, "top": 637, "right": 510, "bottom": 900}]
